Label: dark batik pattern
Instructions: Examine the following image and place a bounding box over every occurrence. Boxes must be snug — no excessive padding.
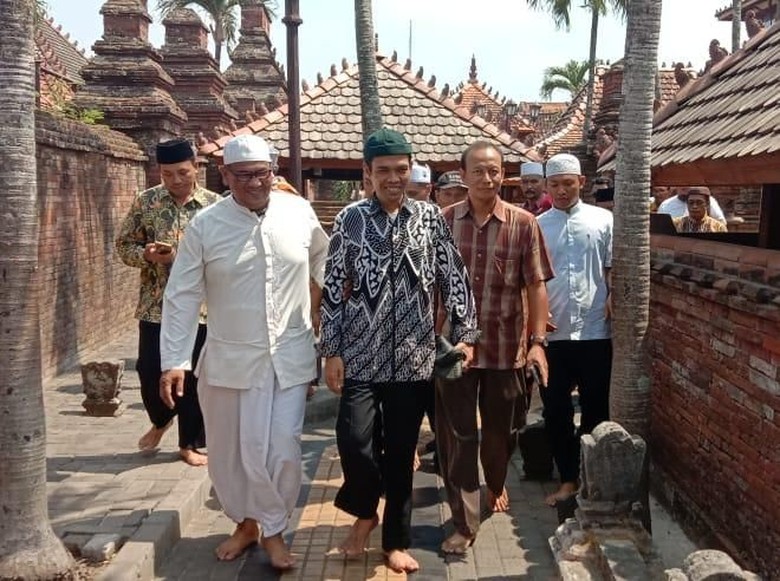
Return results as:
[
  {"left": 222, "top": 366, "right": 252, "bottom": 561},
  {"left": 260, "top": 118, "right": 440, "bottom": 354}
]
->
[{"left": 320, "top": 196, "right": 478, "bottom": 384}]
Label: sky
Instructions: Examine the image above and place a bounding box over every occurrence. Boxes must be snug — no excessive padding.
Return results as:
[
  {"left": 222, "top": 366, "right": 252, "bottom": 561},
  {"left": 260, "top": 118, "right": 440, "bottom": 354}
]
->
[{"left": 45, "top": 0, "right": 735, "bottom": 102}]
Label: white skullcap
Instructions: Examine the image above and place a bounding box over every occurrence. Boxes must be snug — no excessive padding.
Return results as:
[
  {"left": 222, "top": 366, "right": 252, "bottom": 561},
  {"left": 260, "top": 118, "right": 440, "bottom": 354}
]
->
[
  {"left": 545, "top": 153, "right": 582, "bottom": 177},
  {"left": 410, "top": 163, "right": 431, "bottom": 184},
  {"left": 520, "top": 162, "right": 544, "bottom": 177},
  {"left": 223, "top": 134, "right": 272, "bottom": 165}
]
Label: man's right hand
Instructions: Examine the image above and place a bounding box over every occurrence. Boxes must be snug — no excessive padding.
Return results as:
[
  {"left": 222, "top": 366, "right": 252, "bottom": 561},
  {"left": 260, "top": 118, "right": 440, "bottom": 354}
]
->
[
  {"left": 160, "top": 369, "right": 186, "bottom": 409},
  {"left": 143, "top": 242, "right": 175, "bottom": 265},
  {"left": 325, "top": 356, "right": 344, "bottom": 395}
]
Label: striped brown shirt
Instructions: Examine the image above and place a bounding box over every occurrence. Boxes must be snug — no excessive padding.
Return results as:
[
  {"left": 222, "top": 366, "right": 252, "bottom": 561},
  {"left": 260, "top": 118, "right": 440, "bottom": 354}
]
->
[{"left": 443, "top": 199, "right": 554, "bottom": 369}]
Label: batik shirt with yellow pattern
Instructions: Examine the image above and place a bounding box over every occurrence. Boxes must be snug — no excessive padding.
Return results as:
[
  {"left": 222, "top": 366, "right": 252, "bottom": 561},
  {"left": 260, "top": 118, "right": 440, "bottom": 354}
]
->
[{"left": 116, "top": 184, "right": 221, "bottom": 323}]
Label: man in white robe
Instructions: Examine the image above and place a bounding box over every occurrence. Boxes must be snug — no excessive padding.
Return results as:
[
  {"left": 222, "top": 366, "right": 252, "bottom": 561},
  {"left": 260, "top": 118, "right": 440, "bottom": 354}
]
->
[{"left": 159, "top": 134, "right": 329, "bottom": 568}]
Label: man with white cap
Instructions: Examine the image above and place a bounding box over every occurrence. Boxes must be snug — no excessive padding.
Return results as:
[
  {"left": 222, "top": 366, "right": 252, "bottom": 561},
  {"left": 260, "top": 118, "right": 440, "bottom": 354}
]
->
[
  {"left": 536, "top": 153, "right": 613, "bottom": 508},
  {"left": 519, "top": 161, "right": 552, "bottom": 216},
  {"left": 406, "top": 162, "right": 432, "bottom": 202},
  {"left": 159, "top": 134, "right": 329, "bottom": 568}
]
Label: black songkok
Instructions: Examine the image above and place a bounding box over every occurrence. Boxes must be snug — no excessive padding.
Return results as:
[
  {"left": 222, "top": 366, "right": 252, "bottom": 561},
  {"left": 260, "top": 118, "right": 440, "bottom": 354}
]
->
[{"left": 156, "top": 138, "right": 195, "bottom": 165}]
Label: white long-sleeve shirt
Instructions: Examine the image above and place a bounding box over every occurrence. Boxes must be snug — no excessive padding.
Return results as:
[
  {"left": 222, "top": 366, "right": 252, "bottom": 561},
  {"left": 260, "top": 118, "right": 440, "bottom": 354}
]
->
[
  {"left": 657, "top": 194, "right": 726, "bottom": 223},
  {"left": 160, "top": 193, "right": 329, "bottom": 389},
  {"left": 537, "top": 201, "right": 612, "bottom": 342}
]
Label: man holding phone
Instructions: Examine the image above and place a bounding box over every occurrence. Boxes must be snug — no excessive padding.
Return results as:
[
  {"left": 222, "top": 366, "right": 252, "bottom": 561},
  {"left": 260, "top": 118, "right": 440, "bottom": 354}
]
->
[
  {"left": 116, "top": 137, "right": 221, "bottom": 466},
  {"left": 436, "top": 142, "right": 554, "bottom": 554}
]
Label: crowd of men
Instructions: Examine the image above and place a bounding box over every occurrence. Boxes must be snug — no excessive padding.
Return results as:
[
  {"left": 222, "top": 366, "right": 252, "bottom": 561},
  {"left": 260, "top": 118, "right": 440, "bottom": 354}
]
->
[{"left": 115, "top": 128, "right": 726, "bottom": 574}]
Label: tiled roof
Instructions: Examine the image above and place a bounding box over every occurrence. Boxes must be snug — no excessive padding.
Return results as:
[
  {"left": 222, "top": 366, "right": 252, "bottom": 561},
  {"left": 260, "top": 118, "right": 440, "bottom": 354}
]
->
[
  {"left": 201, "top": 55, "right": 540, "bottom": 165},
  {"left": 534, "top": 66, "right": 606, "bottom": 156},
  {"left": 35, "top": 17, "right": 88, "bottom": 85},
  {"left": 518, "top": 101, "right": 569, "bottom": 135},
  {"left": 598, "top": 24, "right": 780, "bottom": 172},
  {"left": 648, "top": 24, "right": 780, "bottom": 167},
  {"left": 535, "top": 64, "right": 689, "bottom": 157},
  {"left": 452, "top": 56, "right": 538, "bottom": 138},
  {"left": 715, "top": 0, "right": 768, "bottom": 19}
]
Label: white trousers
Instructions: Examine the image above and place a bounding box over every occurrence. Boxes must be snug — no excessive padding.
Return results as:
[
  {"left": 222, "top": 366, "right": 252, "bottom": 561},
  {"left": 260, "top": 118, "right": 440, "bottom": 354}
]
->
[{"left": 199, "top": 368, "right": 308, "bottom": 537}]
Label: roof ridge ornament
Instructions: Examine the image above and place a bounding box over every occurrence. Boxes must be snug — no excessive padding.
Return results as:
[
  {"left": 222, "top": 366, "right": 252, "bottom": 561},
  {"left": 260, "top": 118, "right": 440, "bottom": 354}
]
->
[{"left": 469, "top": 54, "right": 477, "bottom": 83}]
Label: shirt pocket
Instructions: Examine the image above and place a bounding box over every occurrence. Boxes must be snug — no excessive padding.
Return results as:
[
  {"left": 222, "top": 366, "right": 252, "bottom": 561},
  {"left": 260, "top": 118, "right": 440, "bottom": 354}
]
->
[{"left": 493, "top": 257, "right": 519, "bottom": 289}]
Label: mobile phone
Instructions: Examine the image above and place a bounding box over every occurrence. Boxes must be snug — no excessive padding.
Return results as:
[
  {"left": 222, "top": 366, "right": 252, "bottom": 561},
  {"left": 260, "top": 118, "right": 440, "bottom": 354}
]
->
[
  {"left": 529, "top": 364, "right": 546, "bottom": 390},
  {"left": 155, "top": 242, "right": 173, "bottom": 255}
]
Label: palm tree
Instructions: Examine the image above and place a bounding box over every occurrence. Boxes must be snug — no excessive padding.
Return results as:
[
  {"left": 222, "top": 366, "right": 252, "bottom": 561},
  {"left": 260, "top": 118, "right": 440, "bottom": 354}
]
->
[
  {"left": 540, "top": 59, "right": 589, "bottom": 100},
  {"left": 157, "top": 0, "right": 278, "bottom": 67},
  {"left": 610, "top": 0, "right": 663, "bottom": 531},
  {"left": 528, "top": 0, "right": 626, "bottom": 140},
  {"left": 731, "top": 0, "right": 742, "bottom": 52},
  {"left": 354, "top": 0, "right": 383, "bottom": 141},
  {"left": 0, "top": 0, "right": 75, "bottom": 577}
]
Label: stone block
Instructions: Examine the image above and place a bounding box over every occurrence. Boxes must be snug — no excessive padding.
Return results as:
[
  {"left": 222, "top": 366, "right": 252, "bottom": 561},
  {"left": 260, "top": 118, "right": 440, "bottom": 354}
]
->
[
  {"left": 81, "top": 533, "right": 123, "bottom": 563},
  {"left": 81, "top": 360, "right": 125, "bottom": 417},
  {"left": 61, "top": 533, "right": 93, "bottom": 556},
  {"left": 600, "top": 539, "right": 651, "bottom": 581},
  {"left": 682, "top": 550, "right": 761, "bottom": 581}
]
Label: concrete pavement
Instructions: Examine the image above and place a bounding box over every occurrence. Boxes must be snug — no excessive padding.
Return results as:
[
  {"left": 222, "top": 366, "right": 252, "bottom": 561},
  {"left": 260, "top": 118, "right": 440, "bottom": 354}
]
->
[{"left": 44, "top": 327, "right": 696, "bottom": 580}]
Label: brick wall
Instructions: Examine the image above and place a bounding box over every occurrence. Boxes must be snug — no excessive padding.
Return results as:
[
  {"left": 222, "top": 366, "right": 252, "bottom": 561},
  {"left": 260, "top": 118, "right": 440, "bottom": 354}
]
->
[
  {"left": 36, "top": 111, "right": 146, "bottom": 381},
  {"left": 649, "top": 235, "right": 780, "bottom": 579}
]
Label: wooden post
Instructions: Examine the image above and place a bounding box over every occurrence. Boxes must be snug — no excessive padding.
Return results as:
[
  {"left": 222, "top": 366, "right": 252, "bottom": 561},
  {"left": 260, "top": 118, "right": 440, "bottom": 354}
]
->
[{"left": 283, "top": 0, "right": 303, "bottom": 193}]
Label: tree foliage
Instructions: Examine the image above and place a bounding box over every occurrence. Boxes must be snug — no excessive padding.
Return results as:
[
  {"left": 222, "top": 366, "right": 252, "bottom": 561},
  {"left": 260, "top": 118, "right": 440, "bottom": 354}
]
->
[
  {"left": 540, "top": 59, "right": 589, "bottom": 100},
  {"left": 526, "top": 0, "right": 626, "bottom": 30}
]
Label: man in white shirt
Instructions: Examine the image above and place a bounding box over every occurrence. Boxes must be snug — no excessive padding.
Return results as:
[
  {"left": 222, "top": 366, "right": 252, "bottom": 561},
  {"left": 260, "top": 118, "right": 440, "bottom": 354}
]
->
[
  {"left": 406, "top": 162, "right": 432, "bottom": 202},
  {"left": 159, "top": 135, "right": 329, "bottom": 569},
  {"left": 656, "top": 186, "right": 726, "bottom": 223},
  {"left": 536, "top": 153, "right": 613, "bottom": 508}
]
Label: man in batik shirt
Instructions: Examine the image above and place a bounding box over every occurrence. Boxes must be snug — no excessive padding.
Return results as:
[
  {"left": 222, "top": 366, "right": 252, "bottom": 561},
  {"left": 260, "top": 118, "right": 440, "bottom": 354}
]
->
[{"left": 116, "top": 138, "right": 220, "bottom": 465}]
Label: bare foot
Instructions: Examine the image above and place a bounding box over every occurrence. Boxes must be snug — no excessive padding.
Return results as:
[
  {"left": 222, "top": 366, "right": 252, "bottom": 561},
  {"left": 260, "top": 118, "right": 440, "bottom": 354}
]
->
[
  {"left": 545, "top": 482, "right": 578, "bottom": 507},
  {"left": 179, "top": 448, "right": 208, "bottom": 466},
  {"left": 261, "top": 533, "right": 295, "bottom": 570},
  {"left": 413, "top": 450, "right": 421, "bottom": 472},
  {"left": 338, "top": 514, "right": 379, "bottom": 559},
  {"left": 385, "top": 549, "right": 420, "bottom": 573},
  {"left": 440, "top": 532, "right": 475, "bottom": 555},
  {"left": 487, "top": 487, "right": 510, "bottom": 512},
  {"left": 137, "top": 420, "right": 173, "bottom": 451},
  {"left": 215, "top": 519, "right": 259, "bottom": 561}
]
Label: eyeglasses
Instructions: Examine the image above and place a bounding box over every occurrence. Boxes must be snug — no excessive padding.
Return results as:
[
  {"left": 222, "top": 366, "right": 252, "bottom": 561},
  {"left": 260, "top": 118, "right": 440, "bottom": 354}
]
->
[
  {"left": 686, "top": 199, "right": 707, "bottom": 207},
  {"left": 228, "top": 168, "right": 272, "bottom": 183}
]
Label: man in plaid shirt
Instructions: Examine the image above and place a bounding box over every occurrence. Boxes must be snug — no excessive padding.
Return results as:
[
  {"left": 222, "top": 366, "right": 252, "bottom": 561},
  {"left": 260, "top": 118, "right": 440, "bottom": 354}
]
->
[{"left": 437, "top": 141, "right": 554, "bottom": 554}]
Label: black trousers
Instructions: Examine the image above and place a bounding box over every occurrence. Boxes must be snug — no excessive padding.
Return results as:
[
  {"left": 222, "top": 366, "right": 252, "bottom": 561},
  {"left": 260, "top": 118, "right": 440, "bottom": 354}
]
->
[
  {"left": 136, "top": 321, "right": 207, "bottom": 450},
  {"left": 540, "top": 339, "right": 612, "bottom": 484},
  {"left": 335, "top": 379, "right": 426, "bottom": 552}
]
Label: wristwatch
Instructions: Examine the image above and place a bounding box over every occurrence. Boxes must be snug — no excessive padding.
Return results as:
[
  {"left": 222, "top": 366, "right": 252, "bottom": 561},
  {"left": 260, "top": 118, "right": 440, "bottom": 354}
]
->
[{"left": 529, "top": 334, "right": 548, "bottom": 348}]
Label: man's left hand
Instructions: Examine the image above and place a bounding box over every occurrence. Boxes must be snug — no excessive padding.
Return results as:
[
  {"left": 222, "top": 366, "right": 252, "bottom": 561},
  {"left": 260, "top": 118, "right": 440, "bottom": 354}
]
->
[
  {"left": 454, "top": 342, "right": 474, "bottom": 370},
  {"left": 605, "top": 292, "right": 612, "bottom": 320},
  {"left": 526, "top": 344, "right": 548, "bottom": 388}
]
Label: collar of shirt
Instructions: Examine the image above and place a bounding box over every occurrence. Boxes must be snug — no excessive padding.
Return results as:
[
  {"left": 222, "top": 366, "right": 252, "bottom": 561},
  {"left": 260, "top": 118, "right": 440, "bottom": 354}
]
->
[
  {"left": 366, "top": 194, "right": 415, "bottom": 217},
  {"left": 161, "top": 184, "right": 212, "bottom": 208},
  {"left": 454, "top": 197, "right": 507, "bottom": 223},
  {"left": 550, "top": 199, "right": 583, "bottom": 216},
  {"left": 228, "top": 193, "right": 268, "bottom": 218}
]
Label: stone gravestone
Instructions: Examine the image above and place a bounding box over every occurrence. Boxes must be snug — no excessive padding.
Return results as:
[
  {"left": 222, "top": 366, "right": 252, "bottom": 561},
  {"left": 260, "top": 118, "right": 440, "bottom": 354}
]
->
[
  {"left": 550, "top": 421, "right": 663, "bottom": 580},
  {"left": 577, "top": 421, "right": 647, "bottom": 526},
  {"left": 81, "top": 360, "right": 125, "bottom": 417}
]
